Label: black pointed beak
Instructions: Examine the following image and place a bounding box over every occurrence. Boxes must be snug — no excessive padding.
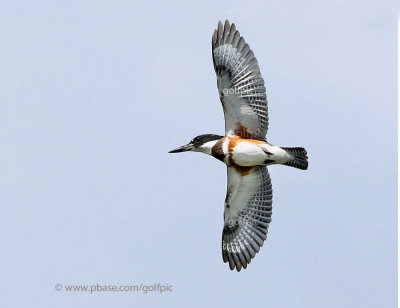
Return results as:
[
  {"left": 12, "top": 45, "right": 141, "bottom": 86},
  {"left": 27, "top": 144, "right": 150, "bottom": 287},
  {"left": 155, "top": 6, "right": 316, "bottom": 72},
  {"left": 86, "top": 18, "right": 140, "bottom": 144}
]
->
[{"left": 168, "top": 143, "right": 193, "bottom": 153}]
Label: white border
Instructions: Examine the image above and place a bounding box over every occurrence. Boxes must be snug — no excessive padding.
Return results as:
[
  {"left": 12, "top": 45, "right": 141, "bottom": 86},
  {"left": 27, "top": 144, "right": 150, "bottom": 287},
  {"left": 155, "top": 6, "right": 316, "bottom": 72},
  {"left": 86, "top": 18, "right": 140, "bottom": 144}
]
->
[{"left": 397, "top": 15, "right": 399, "bottom": 308}]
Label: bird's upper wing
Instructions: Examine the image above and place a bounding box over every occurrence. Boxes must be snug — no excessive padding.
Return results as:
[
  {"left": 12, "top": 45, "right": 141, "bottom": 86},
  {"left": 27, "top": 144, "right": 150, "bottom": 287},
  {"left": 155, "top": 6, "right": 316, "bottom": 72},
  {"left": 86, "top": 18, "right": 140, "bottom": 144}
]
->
[
  {"left": 222, "top": 166, "right": 273, "bottom": 271},
  {"left": 212, "top": 20, "right": 268, "bottom": 140}
]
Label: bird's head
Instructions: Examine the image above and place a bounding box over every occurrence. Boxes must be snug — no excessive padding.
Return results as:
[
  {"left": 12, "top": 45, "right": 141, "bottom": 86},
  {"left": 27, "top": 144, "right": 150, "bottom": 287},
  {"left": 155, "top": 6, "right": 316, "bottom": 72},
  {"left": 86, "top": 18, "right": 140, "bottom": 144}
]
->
[{"left": 168, "top": 134, "right": 223, "bottom": 154}]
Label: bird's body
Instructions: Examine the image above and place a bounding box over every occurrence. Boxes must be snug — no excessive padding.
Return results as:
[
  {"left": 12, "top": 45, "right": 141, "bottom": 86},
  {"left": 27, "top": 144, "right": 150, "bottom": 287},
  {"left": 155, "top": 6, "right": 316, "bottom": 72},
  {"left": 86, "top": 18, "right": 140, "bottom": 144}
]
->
[
  {"left": 198, "top": 136, "right": 293, "bottom": 168},
  {"left": 169, "top": 20, "right": 308, "bottom": 271}
]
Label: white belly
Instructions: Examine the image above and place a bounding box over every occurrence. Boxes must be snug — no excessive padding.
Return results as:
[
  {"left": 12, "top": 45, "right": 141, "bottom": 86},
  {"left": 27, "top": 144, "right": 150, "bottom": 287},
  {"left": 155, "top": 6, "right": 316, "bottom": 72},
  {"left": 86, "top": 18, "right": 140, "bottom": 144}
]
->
[{"left": 231, "top": 142, "right": 267, "bottom": 166}]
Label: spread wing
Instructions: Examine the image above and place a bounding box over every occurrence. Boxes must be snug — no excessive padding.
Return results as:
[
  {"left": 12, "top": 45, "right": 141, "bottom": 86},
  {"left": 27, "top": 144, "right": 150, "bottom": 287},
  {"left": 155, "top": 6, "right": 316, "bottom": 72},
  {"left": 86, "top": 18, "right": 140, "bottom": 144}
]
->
[
  {"left": 212, "top": 20, "right": 268, "bottom": 140},
  {"left": 222, "top": 166, "right": 273, "bottom": 271}
]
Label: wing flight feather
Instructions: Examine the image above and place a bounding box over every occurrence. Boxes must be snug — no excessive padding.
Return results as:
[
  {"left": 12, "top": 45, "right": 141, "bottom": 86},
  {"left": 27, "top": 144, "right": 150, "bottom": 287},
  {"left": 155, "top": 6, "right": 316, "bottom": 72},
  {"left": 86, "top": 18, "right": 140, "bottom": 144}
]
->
[
  {"left": 212, "top": 20, "right": 268, "bottom": 140},
  {"left": 222, "top": 166, "right": 273, "bottom": 271}
]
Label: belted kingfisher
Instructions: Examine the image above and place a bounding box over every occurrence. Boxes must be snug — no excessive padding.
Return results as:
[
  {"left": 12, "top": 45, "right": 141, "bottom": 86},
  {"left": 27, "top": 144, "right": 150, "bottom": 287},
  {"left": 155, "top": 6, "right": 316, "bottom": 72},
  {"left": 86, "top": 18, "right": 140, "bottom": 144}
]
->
[{"left": 169, "top": 20, "right": 308, "bottom": 271}]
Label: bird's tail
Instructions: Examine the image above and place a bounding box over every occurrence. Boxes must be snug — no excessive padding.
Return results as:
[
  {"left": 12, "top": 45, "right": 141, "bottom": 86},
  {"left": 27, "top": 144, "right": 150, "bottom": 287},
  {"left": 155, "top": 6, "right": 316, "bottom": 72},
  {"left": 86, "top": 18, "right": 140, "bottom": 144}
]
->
[{"left": 282, "top": 147, "right": 308, "bottom": 170}]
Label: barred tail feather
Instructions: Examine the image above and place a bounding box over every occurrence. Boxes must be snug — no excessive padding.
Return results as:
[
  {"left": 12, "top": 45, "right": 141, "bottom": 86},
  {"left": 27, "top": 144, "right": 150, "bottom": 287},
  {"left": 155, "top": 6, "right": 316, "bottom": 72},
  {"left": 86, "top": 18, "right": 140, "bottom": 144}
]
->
[{"left": 282, "top": 147, "right": 308, "bottom": 170}]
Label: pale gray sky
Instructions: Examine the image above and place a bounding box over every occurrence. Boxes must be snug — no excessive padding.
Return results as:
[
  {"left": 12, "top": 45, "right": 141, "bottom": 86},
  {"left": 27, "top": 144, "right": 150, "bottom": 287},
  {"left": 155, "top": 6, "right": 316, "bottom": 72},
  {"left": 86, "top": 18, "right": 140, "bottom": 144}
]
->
[{"left": 0, "top": 1, "right": 397, "bottom": 307}]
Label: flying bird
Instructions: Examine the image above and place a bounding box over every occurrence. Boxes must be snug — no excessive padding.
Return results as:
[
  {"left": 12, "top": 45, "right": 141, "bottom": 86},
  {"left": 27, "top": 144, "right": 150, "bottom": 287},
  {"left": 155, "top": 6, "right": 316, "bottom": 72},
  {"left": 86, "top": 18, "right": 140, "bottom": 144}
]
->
[{"left": 169, "top": 20, "right": 308, "bottom": 271}]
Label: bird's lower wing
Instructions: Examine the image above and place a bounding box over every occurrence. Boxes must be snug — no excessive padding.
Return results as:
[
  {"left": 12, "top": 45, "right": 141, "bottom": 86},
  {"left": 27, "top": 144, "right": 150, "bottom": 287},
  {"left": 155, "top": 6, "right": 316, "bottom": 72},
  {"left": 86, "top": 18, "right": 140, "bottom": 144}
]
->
[{"left": 222, "top": 166, "right": 273, "bottom": 271}]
